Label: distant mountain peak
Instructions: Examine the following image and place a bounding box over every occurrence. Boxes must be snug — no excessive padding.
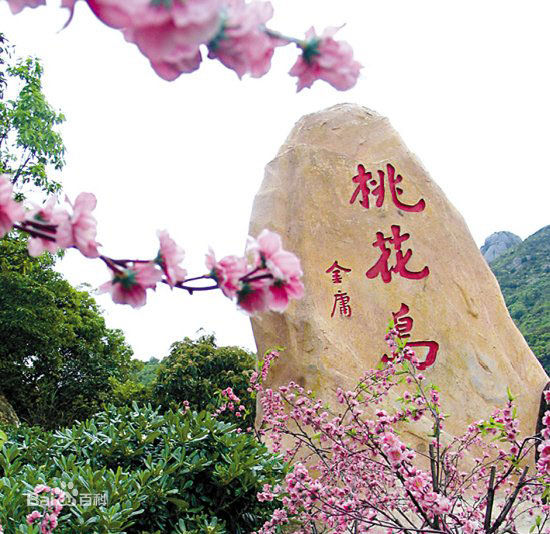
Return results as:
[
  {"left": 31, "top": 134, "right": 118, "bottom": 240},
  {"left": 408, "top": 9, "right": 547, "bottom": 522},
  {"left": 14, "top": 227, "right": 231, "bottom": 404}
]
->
[{"left": 481, "top": 231, "right": 522, "bottom": 263}]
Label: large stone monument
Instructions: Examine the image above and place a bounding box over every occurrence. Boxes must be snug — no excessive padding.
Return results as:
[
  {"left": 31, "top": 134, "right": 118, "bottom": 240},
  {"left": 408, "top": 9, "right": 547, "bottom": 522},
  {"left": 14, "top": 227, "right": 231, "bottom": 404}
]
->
[{"left": 249, "top": 104, "right": 548, "bottom": 444}]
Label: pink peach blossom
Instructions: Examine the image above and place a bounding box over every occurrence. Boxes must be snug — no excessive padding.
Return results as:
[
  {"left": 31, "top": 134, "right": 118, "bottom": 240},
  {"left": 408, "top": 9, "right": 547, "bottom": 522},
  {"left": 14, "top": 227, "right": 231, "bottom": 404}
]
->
[
  {"left": 56, "top": 192, "right": 100, "bottom": 258},
  {"left": 246, "top": 229, "right": 304, "bottom": 312},
  {"left": 267, "top": 276, "right": 304, "bottom": 312},
  {"left": 99, "top": 262, "right": 162, "bottom": 308},
  {"left": 248, "top": 230, "right": 304, "bottom": 311},
  {"left": 84, "top": 0, "right": 134, "bottom": 28},
  {"left": 5, "top": 0, "right": 45, "bottom": 14},
  {"left": 156, "top": 230, "right": 187, "bottom": 287},
  {"left": 50, "top": 488, "right": 65, "bottom": 501},
  {"left": 207, "top": 0, "right": 276, "bottom": 79},
  {"left": 26, "top": 510, "right": 41, "bottom": 525},
  {"left": 247, "top": 228, "right": 282, "bottom": 266},
  {"left": 25, "top": 197, "right": 67, "bottom": 257},
  {"left": 265, "top": 248, "right": 302, "bottom": 281},
  {"left": 149, "top": 52, "right": 203, "bottom": 81},
  {"left": 237, "top": 278, "right": 268, "bottom": 314},
  {"left": 0, "top": 174, "right": 25, "bottom": 237},
  {"left": 206, "top": 249, "right": 248, "bottom": 298},
  {"left": 74, "top": 0, "right": 223, "bottom": 80},
  {"left": 385, "top": 446, "right": 405, "bottom": 465},
  {"left": 289, "top": 26, "right": 361, "bottom": 91},
  {"left": 33, "top": 484, "right": 51, "bottom": 495},
  {"left": 539, "top": 440, "right": 550, "bottom": 459},
  {"left": 124, "top": 20, "right": 205, "bottom": 79},
  {"left": 121, "top": 0, "right": 223, "bottom": 81}
]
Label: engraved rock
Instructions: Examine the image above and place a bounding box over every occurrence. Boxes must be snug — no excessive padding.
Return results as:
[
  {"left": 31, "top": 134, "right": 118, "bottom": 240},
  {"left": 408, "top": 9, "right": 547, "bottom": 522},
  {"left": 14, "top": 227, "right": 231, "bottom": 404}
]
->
[{"left": 249, "top": 103, "right": 548, "bottom": 443}]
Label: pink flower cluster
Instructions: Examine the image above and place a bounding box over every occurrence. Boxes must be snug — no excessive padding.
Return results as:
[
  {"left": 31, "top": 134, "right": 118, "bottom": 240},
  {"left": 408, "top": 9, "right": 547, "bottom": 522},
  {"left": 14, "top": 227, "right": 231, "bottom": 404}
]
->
[
  {"left": 538, "top": 408, "right": 550, "bottom": 477},
  {"left": 0, "top": 175, "right": 303, "bottom": 313},
  {"left": 207, "top": 229, "right": 304, "bottom": 314},
  {"left": 214, "top": 386, "right": 247, "bottom": 418},
  {"left": 252, "top": 329, "right": 550, "bottom": 534},
  {"left": 5, "top": 0, "right": 361, "bottom": 91},
  {"left": 0, "top": 175, "right": 100, "bottom": 258},
  {"left": 250, "top": 348, "right": 279, "bottom": 387},
  {"left": 26, "top": 485, "right": 64, "bottom": 534},
  {"left": 289, "top": 27, "right": 362, "bottom": 91},
  {"left": 0, "top": 175, "right": 25, "bottom": 237}
]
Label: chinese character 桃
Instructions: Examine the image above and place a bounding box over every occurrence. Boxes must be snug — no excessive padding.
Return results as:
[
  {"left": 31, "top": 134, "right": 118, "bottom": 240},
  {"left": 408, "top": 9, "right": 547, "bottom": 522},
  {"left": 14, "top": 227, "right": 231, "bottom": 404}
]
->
[{"left": 349, "top": 163, "right": 426, "bottom": 212}]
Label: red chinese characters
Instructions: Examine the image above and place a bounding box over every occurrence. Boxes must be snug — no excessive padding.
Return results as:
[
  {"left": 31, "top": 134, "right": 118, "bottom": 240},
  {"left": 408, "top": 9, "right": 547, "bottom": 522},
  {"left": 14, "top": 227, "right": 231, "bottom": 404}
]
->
[
  {"left": 331, "top": 289, "right": 352, "bottom": 318},
  {"left": 325, "top": 260, "right": 352, "bottom": 284},
  {"left": 382, "top": 303, "right": 439, "bottom": 370},
  {"left": 325, "top": 260, "right": 352, "bottom": 318},
  {"left": 366, "top": 225, "right": 429, "bottom": 284},
  {"left": 349, "top": 163, "right": 425, "bottom": 212},
  {"left": 391, "top": 302, "right": 413, "bottom": 338},
  {"left": 343, "top": 161, "right": 439, "bottom": 369}
]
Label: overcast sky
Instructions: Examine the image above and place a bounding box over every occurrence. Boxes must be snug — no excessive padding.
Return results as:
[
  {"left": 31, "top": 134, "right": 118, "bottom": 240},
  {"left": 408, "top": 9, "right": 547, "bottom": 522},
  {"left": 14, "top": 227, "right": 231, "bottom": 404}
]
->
[{"left": 2, "top": 1, "right": 549, "bottom": 359}]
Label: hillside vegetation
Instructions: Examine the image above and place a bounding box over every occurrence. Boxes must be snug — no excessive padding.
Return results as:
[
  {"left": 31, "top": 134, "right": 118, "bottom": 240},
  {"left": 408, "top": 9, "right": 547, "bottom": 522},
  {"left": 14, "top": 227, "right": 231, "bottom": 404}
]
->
[{"left": 489, "top": 225, "right": 550, "bottom": 374}]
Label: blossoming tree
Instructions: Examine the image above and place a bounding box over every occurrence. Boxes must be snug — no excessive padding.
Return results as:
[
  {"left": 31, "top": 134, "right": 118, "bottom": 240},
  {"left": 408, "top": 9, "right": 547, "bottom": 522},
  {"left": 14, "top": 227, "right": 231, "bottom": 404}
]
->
[{"left": 251, "top": 330, "right": 550, "bottom": 533}]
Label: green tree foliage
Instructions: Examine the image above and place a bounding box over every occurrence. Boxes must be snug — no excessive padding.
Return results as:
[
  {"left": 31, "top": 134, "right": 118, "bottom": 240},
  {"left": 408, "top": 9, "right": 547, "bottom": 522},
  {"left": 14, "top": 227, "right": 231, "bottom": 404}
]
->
[
  {"left": 138, "top": 356, "right": 161, "bottom": 385},
  {"left": 0, "top": 33, "right": 65, "bottom": 195},
  {"left": 0, "top": 404, "right": 286, "bottom": 533},
  {"left": 154, "top": 335, "right": 257, "bottom": 429},
  {"left": 108, "top": 357, "right": 160, "bottom": 407},
  {"left": 490, "top": 225, "right": 550, "bottom": 374},
  {"left": 0, "top": 234, "right": 134, "bottom": 428}
]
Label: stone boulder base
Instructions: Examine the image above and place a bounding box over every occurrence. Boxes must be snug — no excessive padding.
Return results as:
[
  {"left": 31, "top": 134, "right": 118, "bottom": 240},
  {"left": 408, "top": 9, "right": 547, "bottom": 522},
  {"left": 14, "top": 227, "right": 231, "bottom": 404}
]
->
[
  {"left": 0, "top": 394, "right": 19, "bottom": 426},
  {"left": 249, "top": 104, "right": 548, "bottom": 447}
]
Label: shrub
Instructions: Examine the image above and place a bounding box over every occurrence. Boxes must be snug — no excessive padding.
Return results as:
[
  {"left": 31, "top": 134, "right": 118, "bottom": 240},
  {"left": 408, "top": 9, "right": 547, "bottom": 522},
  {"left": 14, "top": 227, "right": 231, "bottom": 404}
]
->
[
  {"left": 0, "top": 403, "right": 286, "bottom": 533},
  {"left": 154, "top": 335, "right": 257, "bottom": 429}
]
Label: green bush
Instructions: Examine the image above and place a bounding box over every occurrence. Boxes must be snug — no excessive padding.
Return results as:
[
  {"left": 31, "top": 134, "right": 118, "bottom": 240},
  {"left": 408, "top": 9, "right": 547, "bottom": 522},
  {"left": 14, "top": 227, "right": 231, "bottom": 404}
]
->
[
  {"left": 0, "top": 403, "right": 286, "bottom": 533},
  {"left": 108, "top": 358, "right": 160, "bottom": 408},
  {"left": 154, "top": 335, "right": 257, "bottom": 429}
]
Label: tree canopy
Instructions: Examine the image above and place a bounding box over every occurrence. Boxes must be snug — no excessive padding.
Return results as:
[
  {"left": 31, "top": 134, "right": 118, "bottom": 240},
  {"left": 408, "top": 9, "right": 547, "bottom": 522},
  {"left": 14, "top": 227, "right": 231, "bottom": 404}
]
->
[
  {"left": 0, "top": 32, "right": 65, "bottom": 196},
  {"left": 154, "top": 335, "right": 257, "bottom": 428},
  {"left": 0, "top": 234, "right": 133, "bottom": 428}
]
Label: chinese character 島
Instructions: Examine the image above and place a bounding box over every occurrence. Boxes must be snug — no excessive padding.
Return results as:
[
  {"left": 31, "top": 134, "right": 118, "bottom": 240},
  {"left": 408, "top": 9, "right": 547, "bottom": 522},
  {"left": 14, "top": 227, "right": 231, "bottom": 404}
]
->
[
  {"left": 392, "top": 302, "right": 413, "bottom": 338},
  {"left": 382, "top": 303, "right": 439, "bottom": 370}
]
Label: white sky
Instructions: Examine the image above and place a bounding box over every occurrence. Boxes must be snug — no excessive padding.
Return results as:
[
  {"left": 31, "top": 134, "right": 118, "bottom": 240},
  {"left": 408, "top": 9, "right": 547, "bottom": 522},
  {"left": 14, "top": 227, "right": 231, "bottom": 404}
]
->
[{"left": 2, "top": 0, "right": 549, "bottom": 359}]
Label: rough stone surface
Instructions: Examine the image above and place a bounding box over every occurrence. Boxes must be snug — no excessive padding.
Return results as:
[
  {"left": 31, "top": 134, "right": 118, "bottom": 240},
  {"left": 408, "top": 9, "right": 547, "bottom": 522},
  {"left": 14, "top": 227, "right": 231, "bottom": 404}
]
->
[
  {"left": 249, "top": 104, "right": 548, "bottom": 447},
  {"left": 481, "top": 231, "right": 522, "bottom": 263},
  {"left": 0, "top": 393, "right": 19, "bottom": 426}
]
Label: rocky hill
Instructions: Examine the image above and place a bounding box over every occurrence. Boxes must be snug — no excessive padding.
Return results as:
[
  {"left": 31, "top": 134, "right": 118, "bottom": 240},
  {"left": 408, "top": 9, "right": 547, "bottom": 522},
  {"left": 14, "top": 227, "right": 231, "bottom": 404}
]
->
[
  {"left": 481, "top": 231, "right": 522, "bottom": 263},
  {"left": 487, "top": 226, "right": 549, "bottom": 374}
]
